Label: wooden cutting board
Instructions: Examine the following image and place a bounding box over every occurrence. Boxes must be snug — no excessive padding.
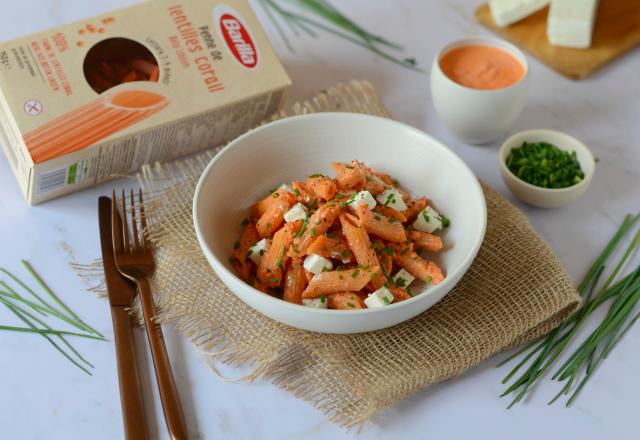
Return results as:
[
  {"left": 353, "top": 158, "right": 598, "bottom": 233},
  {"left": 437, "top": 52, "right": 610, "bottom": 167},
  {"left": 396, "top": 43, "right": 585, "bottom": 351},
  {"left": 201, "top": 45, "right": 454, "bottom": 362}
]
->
[{"left": 475, "top": 1, "right": 640, "bottom": 80}]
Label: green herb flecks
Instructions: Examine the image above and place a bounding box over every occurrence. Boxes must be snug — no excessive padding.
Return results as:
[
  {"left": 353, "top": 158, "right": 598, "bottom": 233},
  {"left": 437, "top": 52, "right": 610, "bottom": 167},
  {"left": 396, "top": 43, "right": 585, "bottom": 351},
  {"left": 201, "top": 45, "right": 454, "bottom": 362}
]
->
[{"left": 506, "top": 141, "right": 585, "bottom": 189}]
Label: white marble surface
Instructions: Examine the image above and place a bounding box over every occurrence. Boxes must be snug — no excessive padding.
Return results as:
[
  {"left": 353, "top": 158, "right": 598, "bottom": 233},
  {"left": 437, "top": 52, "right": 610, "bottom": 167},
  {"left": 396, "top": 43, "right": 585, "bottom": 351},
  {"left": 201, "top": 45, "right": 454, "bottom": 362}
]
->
[{"left": 1, "top": 1, "right": 639, "bottom": 439}]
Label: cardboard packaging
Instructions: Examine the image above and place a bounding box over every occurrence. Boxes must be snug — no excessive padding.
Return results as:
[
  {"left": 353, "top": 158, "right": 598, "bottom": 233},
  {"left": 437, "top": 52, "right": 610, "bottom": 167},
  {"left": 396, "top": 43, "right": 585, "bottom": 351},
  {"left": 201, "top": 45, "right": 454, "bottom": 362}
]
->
[{"left": 0, "top": 0, "right": 290, "bottom": 204}]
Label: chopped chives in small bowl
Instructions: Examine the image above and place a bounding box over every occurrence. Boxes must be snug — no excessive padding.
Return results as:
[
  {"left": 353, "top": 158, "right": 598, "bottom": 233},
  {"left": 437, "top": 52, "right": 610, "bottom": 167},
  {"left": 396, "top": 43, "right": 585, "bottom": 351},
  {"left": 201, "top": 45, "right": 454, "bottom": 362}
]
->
[{"left": 505, "top": 141, "right": 585, "bottom": 189}]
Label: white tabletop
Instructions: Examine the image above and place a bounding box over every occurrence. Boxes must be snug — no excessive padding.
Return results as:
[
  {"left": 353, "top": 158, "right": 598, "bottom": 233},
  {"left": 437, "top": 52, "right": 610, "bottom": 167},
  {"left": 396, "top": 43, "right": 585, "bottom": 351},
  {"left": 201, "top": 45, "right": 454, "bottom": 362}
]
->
[{"left": 1, "top": 1, "right": 639, "bottom": 439}]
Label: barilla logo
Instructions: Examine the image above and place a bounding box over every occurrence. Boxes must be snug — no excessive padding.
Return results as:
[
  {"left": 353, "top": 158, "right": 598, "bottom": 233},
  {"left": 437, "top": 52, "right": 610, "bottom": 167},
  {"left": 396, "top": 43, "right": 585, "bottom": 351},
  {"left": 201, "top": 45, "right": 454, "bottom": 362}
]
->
[{"left": 214, "top": 5, "right": 258, "bottom": 69}]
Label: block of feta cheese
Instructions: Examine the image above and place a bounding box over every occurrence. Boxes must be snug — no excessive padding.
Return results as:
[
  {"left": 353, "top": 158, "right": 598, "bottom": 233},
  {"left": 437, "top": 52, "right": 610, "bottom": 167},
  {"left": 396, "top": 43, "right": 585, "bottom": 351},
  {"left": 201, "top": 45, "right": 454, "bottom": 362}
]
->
[
  {"left": 349, "top": 190, "right": 377, "bottom": 210},
  {"left": 376, "top": 188, "right": 408, "bottom": 212},
  {"left": 364, "top": 287, "right": 395, "bottom": 308},
  {"left": 248, "top": 238, "right": 270, "bottom": 265},
  {"left": 302, "top": 297, "right": 328, "bottom": 309},
  {"left": 489, "top": 0, "right": 550, "bottom": 27},
  {"left": 303, "top": 254, "right": 333, "bottom": 275},
  {"left": 412, "top": 206, "right": 443, "bottom": 233},
  {"left": 547, "top": 0, "right": 599, "bottom": 49},
  {"left": 393, "top": 269, "right": 415, "bottom": 289},
  {"left": 284, "top": 202, "right": 308, "bottom": 223}
]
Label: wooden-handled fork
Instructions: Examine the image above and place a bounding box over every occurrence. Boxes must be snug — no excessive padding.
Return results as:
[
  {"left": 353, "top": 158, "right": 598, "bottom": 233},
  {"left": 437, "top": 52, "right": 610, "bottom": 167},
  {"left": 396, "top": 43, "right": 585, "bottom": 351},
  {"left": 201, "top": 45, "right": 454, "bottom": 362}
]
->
[{"left": 112, "top": 189, "right": 187, "bottom": 440}]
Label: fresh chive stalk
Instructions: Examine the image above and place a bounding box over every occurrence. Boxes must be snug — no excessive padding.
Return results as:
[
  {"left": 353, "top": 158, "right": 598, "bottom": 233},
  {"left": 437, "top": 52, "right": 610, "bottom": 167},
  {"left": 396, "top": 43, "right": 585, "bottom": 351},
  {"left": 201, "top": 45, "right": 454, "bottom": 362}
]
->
[
  {"left": 499, "top": 214, "right": 640, "bottom": 407},
  {"left": 256, "top": 0, "right": 423, "bottom": 72},
  {"left": 0, "top": 261, "right": 105, "bottom": 374}
]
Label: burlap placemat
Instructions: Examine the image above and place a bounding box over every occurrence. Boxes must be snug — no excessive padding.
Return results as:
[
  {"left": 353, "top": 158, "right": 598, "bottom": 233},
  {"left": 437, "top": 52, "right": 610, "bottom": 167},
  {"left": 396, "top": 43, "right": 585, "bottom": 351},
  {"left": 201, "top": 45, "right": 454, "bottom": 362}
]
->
[{"left": 135, "top": 80, "right": 581, "bottom": 429}]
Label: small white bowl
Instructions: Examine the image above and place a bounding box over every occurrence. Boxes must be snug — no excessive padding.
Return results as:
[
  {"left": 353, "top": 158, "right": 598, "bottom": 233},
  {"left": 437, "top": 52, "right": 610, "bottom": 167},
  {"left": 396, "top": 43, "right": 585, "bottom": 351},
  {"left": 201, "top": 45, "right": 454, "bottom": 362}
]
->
[
  {"left": 193, "top": 113, "right": 486, "bottom": 334},
  {"left": 430, "top": 36, "right": 529, "bottom": 145},
  {"left": 499, "top": 129, "right": 595, "bottom": 208}
]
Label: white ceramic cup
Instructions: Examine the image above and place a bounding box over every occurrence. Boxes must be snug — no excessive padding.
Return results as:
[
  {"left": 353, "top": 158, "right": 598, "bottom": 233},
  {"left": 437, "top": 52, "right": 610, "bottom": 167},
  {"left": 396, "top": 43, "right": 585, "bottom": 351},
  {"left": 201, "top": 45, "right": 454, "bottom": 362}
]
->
[{"left": 430, "top": 36, "right": 529, "bottom": 145}]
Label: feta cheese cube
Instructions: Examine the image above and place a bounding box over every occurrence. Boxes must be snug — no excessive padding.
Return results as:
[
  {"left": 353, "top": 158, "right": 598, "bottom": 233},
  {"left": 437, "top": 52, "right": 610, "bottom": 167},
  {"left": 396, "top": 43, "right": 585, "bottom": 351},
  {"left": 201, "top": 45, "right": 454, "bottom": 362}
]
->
[
  {"left": 302, "top": 297, "right": 328, "bottom": 309},
  {"left": 393, "top": 269, "right": 415, "bottom": 288},
  {"left": 303, "top": 254, "right": 333, "bottom": 275},
  {"left": 284, "top": 202, "right": 308, "bottom": 223},
  {"left": 349, "top": 190, "right": 377, "bottom": 210},
  {"left": 247, "top": 238, "right": 270, "bottom": 265},
  {"left": 376, "top": 188, "right": 408, "bottom": 212},
  {"left": 489, "top": 0, "right": 550, "bottom": 27},
  {"left": 364, "top": 287, "right": 395, "bottom": 308},
  {"left": 278, "top": 183, "right": 295, "bottom": 194},
  {"left": 412, "top": 206, "right": 443, "bottom": 233},
  {"left": 547, "top": 0, "right": 598, "bottom": 49}
]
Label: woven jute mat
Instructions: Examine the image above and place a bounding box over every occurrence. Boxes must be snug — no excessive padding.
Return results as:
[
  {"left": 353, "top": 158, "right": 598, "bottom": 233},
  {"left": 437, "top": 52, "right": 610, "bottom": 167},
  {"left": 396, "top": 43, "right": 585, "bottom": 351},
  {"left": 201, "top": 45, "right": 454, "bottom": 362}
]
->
[{"left": 135, "top": 80, "right": 581, "bottom": 429}]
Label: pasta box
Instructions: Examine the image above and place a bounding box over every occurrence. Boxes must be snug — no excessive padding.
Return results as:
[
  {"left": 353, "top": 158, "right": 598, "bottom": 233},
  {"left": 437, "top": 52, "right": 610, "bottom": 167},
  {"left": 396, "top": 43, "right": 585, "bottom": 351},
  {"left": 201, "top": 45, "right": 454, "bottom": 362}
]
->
[{"left": 0, "top": 0, "right": 291, "bottom": 204}]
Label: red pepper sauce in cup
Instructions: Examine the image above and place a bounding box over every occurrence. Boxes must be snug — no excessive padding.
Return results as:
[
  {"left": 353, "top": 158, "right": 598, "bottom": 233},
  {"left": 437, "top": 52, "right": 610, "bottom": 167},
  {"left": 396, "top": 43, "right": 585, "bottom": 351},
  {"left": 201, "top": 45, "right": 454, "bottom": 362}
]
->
[{"left": 439, "top": 45, "right": 525, "bottom": 90}]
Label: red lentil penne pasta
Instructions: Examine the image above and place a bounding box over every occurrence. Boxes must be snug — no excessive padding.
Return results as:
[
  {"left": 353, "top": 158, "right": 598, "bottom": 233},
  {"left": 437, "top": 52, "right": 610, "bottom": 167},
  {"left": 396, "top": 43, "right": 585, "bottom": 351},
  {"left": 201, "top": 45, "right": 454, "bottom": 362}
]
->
[
  {"left": 403, "top": 197, "right": 428, "bottom": 220},
  {"left": 256, "top": 194, "right": 293, "bottom": 238},
  {"left": 290, "top": 203, "right": 341, "bottom": 256},
  {"left": 283, "top": 258, "right": 306, "bottom": 304},
  {"left": 332, "top": 161, "right": 366, "bottom": 190},
  {"left": 389, "top": 285, "right": 412, "bottom": 302},
  {"left": 232, "top": 222, "right": 260, "bottom": 280},
  {"left": 306, "top": 175, "right": 337, "bottom": 201},
  {"left": 291, "top": 181, "right": 316, "bottom": 204},
  {"left": 328, "top": 292, "right": 365, "bottom": 310},
  {"left": 231, "top": 160, "right": 451, "bottom": 309},
  {"left": 356, "top": 204, "right": 407, "bottom": 243},
  {"left": 24, "top": 90, "right": 169, "bottom": 163},
  {"left": 306, "top": 234, "right": 354, "bottom": 263},
  {"left": 251, "top": 191, "right": 284, "bottom": 218},
  {"left": 410, "top": 230, "right": 444, "bottom": 252},
  {"left": 339, "top": 214, "right": 386, "bottom": 289},
  {"left": 373, "top": 205, "right": 407, "bottom": 223},
  {"left": 393, "top": 251, "right": 445, "bottom": 285},
  {"left": 258, "top": 222, "right": 298, "bottom": 287},
  {"left": 302, "top": 267, "right": 379, "bottom": 299}
]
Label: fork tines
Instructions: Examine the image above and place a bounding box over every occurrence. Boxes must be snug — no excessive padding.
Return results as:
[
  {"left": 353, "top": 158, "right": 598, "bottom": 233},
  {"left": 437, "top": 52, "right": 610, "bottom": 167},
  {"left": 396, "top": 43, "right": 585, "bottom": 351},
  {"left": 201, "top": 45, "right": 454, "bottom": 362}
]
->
[{"left": 111, "top": 189, "right": 151, "bottom": 255}]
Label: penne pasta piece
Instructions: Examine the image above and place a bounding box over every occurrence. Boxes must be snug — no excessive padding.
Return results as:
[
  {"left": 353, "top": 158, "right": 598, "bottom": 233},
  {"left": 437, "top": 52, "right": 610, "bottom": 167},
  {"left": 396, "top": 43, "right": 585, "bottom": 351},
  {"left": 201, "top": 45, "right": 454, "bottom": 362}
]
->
[
  {"left": 306, "top": 234, "right": 354, "bottom": 263},
  {"left": 283, "top": 258, "right": 306, "bottom": 304},
  {"left": 251, "top": 190, "right": 295, "bottom": 218},
  {"left": 149, "top": 66, "right": 160, "bottom": 81},
  {"left": 304, "top": 269, "right": 314, "bottom": 283},
  {"left": 306, "top": 175, "right": 337, "bottom": 201},
  {"left": 410, "top": 230, "right": 444, "bottom": 252},
  {"left": 332, "top": 161, "right": 366, "bottom": 190},
  {"left": 256, "top": 193, "right": 293, "bottom": 238},
  {"left": 339, "top": 215, "right": 386, "bottom": 289},
  {"left": 258, "top": 222, "right": 297, "bottom": 287},
  {"left": 232, "top": 222, "right": 260, "bottom": 280},
  {"left": 379, "top": 252, "right": 393, "bottom": 276},
  {"left": 393, "top": 251, "right": 445, "bottom": 285},
  {"left": 373, "top": 205, "right": 407, "bottom": 223},
  {"left": 389, "top": 285, "right": 412, "bottom": 302},
  {"left": 290, "top": 203, "right": 342, "bottom": 256},
  {"left": 403, "top": 197, "right": 428, "bottom": 220},
  {"left": 302, "top": 266, "right": 379, "bottom": 298},
  {"left": 328, "top": 292, "right": 364, "bottom": 310},
  {"left": 356, "top": 203, "right": 406, "bottom": 243},
  {"left": 291, "top": 181, "right": 316, "bottom": 205},
  {"left": 122, "top": 70, "right": 139, "bottom": 83}
]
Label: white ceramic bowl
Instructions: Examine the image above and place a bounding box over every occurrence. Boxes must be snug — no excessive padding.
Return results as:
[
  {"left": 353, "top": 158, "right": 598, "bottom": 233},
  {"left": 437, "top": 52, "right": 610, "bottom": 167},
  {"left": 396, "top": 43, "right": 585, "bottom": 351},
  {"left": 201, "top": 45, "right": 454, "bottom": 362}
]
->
[
  {"left": 430, "top": 36, "right": 529, "bottom": 145},
  {"left": 193, "top": 113, "right": 487, "bottom": 333},
  {"left": 499, "top": 129, "right": 595, "bottom": 208}
]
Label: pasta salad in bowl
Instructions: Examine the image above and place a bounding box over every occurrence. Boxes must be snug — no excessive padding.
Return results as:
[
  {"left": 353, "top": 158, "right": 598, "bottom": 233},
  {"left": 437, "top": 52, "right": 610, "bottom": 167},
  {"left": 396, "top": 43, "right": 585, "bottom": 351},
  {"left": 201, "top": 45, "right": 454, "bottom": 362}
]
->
[
  {"left": 231, "top": 161, "right": 449, "bottom": 310},
  {"left": 193, "top": 113, "right": 486, "bottom": 333}
]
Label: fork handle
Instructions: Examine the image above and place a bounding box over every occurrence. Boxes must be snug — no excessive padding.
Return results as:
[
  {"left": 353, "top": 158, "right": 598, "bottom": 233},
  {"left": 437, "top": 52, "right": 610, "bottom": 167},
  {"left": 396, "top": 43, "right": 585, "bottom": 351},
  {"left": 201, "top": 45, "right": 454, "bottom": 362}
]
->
[
  {"left": 112, "top": 306, "right": 149, "bottom": 440},
  {"left": 137, "top": 278, "right": 188, "bottom": 440}
]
